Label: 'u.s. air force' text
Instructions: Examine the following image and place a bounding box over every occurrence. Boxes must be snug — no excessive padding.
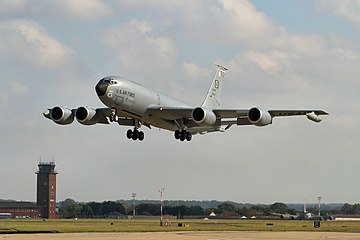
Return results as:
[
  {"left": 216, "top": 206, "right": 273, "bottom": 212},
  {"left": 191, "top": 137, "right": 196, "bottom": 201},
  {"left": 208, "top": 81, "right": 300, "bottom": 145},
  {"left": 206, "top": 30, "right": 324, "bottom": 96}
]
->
[{"left": 116, "top": 89, "right": 135, "bottom": 98}]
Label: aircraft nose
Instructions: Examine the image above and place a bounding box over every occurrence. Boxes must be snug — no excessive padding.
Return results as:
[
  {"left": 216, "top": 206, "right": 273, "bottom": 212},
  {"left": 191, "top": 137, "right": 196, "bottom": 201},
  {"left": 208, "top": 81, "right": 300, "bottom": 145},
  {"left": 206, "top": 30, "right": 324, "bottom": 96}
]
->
[{"left": 95, "top": 81, "right": 109, "bottom": 97}]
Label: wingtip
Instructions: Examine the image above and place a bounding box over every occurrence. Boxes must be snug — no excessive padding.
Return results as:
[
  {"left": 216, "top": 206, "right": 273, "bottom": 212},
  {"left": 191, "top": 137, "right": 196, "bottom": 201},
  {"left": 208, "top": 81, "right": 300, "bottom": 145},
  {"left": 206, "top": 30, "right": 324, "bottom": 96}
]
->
[
  {"left": 315, "top": 110, "right": 329, "bottom": 115},
  {"left": 322, "top": 111, "right": 329, "bottom": 115}
]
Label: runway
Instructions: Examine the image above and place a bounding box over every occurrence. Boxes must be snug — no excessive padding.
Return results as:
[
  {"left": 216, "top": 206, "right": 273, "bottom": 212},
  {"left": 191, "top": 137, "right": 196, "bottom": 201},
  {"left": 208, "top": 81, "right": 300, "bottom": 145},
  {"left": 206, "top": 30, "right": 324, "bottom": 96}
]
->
[{"left": 2, "top": 231, "right": 360, "bottom": 240}]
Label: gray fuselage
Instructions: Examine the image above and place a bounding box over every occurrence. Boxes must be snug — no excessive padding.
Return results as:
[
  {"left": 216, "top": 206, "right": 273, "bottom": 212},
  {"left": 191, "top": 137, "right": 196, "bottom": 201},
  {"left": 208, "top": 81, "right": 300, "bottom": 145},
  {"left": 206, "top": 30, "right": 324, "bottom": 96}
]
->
[{"left": 97, "top": 76, "right": 193, "bottom": 130}]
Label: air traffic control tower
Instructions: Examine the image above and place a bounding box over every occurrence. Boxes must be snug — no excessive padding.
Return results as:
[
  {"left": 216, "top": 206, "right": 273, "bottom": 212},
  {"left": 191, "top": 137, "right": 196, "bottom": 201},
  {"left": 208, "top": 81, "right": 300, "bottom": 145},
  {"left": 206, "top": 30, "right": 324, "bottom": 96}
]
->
[{"left": 36, "top": 162, "right": 57, "bottom": 218}]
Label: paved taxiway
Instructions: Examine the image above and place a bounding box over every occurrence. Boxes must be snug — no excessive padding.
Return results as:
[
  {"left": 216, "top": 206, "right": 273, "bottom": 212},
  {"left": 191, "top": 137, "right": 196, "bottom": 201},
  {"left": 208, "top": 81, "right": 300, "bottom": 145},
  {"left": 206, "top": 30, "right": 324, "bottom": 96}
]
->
[{"left": 2, "top": 231, "right": 360, "bottom": 240}]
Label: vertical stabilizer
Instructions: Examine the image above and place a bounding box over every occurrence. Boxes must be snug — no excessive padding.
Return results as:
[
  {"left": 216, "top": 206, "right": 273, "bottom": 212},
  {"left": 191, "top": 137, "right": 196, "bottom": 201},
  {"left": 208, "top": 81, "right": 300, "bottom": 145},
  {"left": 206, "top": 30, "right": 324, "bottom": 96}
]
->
[{"left": 201, "top": 65, "right": 228, "bottom": 109}]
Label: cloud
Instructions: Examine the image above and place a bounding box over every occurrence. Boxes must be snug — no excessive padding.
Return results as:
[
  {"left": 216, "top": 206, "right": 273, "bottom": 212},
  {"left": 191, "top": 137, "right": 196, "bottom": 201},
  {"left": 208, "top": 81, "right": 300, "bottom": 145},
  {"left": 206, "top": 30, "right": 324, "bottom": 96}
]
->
[
  {"left": 218, "top": 0, "right": 282, "bottom": 43},
  {"left": 160, "top": 0, "right": 282, "bottom": 48},
  {"left": 207, "top": 1, "right": 325, "bottom": 56},
  {"left": 182, "top": 63, "right": 211, "bottom": 80},
  {"left": 114, "top": 0, "right": 201, "bottom": 10},
  {"left": 0, "top": 0, "right": 112, "bottom": 20},
  {"left": 315, "top": 0, "right": 360, "bottom": 25},
  {"left": 117, "top": 0, "right": 325, "bottom": 58},
  {"left": 0, "top": 0, "right": 360, "bottom": 203},
  {"left": 101, "top": 19, "right": 179, "bottom": 82},
  {"left": 244, "top": 50, "right": 299, "bottom": 73},
  {"left": 0, "top": 19, "right": 75, "bottom": 68},
  {"left": 0, "top": 81, "right": 29, "bottom": 108},
  {"left": 333, "top": 48, "right": 360, "bottom": 61},
  {"left": 283, "top": 34, "right": 325, "bottom": 57},
  {"left": 111, "top": 0, "right": 280, "bottom": 46},
  {"left": 0, "top": 0, "right": 26, "bottom": 12},
  {"left": 58, "top": 0, "right": 112, "bottom": 19}
]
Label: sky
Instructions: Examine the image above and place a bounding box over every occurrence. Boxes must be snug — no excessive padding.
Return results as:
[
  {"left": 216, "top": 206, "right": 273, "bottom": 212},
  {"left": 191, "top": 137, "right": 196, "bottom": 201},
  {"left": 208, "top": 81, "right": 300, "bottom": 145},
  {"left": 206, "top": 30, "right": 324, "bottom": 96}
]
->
[{"left": 0, "top": 0, "right": 359, "bottom": 205}]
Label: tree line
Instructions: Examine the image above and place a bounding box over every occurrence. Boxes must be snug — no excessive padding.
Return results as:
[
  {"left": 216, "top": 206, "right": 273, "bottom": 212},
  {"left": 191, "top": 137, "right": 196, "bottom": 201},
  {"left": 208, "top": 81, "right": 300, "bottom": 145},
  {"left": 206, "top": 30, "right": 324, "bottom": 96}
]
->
[
  {"left": 58, "top": 198, "right": 360, "bottom": 218},
  {"left": 341, "top": 203, "right": 360, "bottom": 215},
  {"left": 59, "top": 198, "right": 126, "bottom": 218}
]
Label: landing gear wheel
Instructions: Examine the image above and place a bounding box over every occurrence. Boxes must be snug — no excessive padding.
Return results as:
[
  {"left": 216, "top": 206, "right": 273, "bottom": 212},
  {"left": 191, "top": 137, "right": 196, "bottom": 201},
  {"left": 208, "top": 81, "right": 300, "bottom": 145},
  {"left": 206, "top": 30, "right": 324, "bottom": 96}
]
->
[
  {"left": 174, "top": 129, "right": 192, "bottom": 142},
  {"left": 132, "top": 129, "right": 139, "bottom": 140},
  {"left": 186, "top": 132, "right": 192, "bottom": 141},
  {"left": 174, "top": 130, "right": 181, "bottom": 139},
  {"left": 126, "top": 129, "right": 144, "bottom": 141},
  {"left": 126, "top": 129, "right": 133, "bottom": 139},
  {"left": 138, "top": 131, "right": 144, "bottom": 141},
  {"left": 180, "top": 130, "right": 186, "bottom": 141}
]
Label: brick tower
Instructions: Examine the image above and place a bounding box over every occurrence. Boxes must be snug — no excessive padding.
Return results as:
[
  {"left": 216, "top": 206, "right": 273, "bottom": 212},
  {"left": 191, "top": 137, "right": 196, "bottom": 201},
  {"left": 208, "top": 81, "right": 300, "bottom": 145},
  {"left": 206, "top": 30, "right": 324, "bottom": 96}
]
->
[{"left": 36, "top": 162, "right": 57, "bottom": 218}]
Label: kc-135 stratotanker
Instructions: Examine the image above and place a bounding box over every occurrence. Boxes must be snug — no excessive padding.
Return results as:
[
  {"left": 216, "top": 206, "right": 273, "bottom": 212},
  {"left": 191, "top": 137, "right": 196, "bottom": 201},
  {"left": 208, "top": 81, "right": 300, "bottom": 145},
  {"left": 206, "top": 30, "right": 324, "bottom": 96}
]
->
[{"left": 43, "top": 65, "right": 328, "bottom": 141}]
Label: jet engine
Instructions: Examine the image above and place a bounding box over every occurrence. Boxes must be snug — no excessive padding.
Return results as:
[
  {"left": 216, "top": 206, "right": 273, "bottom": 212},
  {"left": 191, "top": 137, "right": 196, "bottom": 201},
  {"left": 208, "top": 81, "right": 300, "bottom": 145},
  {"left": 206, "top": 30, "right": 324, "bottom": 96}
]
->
[
  {"left": 248, "top": 107, "right": 272, "bottom": 126},
  {"left": 48, "top": 106, "right": 74, "bottom": 125},
  {"left": 306, "top": 112, "right": 322, "bottom": 123},
  {"left": 75, "top": 106, "right": 99, "bottom": 125},
  {"left": 192, "top": 107, "right": 217, "bottom": 125}
]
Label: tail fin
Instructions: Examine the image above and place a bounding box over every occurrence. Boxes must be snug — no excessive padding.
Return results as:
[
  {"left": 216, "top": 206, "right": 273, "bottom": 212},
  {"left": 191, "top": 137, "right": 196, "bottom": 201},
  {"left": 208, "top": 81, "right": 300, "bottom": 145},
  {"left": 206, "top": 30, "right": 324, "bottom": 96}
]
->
[{"left": 201, "top": 64, "right": 228, "bottom": 109}]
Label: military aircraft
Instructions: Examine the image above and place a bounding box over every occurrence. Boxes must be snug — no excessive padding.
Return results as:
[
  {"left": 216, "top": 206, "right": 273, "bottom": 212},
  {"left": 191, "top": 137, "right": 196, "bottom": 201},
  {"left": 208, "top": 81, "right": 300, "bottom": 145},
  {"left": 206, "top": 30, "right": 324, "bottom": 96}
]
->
[{"left": 43, "top": 65, "right": 328, "bottom": 141}]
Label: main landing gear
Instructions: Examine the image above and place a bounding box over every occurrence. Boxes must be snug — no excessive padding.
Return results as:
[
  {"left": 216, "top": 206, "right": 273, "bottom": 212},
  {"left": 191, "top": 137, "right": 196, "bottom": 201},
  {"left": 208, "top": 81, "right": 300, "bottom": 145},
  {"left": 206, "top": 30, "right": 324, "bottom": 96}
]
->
[
  {"left": 127, "top": 129, "right": 144, "bottom": 141},
  {"left": 108, "top": 109, "right": 144, "bottom": 141},
  {"left": 174, "top": 130, "right": 192, "bottom": 141}
]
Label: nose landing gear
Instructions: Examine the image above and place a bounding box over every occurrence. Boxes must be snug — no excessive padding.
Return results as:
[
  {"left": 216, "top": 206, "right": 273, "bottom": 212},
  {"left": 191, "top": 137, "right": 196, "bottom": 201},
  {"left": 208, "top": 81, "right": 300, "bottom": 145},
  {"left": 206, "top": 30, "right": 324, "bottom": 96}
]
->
[
  {"left": 109, "top": 108, "right": 117, "bottom": 122},
  {"left": 127, "top": 129, "right": 145, "bottom": 141},
  {"left": 174, "top": 130, "right": 192, "bottom": 141}
]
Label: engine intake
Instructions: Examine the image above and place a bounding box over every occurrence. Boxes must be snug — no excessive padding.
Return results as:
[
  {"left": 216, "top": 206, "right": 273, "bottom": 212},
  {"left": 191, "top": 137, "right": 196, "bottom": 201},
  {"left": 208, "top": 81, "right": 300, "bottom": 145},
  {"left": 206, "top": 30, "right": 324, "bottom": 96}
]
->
[
  {"left": 49, "top": 106, "right": 74, "bottom": 125},
  {"left": 248, "top": 107, "right": 272, "bottom": 126},
  {"left": 192, "top": 107, "right": 216, "bottom": 125},
  {"left": 75, "top": 107, "right": 99, "bottom": 125}
]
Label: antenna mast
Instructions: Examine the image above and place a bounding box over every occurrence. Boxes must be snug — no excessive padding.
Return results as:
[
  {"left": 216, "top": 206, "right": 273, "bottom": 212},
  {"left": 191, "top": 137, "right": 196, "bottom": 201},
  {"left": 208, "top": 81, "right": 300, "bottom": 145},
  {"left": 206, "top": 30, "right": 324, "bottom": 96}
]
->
[
  {"left": 132, "top": 192, "right": 137, "bottom": 219},
  {"left": 159, "top": 188, "right": 165, "bottom": 226}
]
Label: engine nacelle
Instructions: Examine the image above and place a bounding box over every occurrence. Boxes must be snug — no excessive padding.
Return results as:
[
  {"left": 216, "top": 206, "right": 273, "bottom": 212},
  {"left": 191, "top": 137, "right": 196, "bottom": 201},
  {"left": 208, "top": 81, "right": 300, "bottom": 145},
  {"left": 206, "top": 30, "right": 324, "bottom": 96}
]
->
[
  {"left": 75, "top": 106, "right": 99, "bottom": 125},
  {"left": 192, "top": 107, "right": 217, "bottom": 125},
  {"left": 306, "top": 112, "right": 322, "bottom": 123},
  {"left": 49, "top": 106, "right": 74, "bottom": 125},
  {"left": 248, "top": 107, "right": 272, "bottom": 126}
]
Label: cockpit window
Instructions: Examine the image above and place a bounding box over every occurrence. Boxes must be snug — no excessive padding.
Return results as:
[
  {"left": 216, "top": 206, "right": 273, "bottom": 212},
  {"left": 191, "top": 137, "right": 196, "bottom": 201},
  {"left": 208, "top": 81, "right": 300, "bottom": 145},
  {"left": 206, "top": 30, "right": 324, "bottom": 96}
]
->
[{"left": 101, "top": 77, "right": 112, "bottom": 83}]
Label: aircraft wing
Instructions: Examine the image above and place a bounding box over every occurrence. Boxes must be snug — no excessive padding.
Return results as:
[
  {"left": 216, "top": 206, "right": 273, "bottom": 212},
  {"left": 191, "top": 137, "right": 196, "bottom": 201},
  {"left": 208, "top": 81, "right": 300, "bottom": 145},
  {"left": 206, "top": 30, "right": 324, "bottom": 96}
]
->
[
  {"left": 145, "top": 105, "right": 328, "bottom": 127},
  {"left": 213, "top": 109, "right": 248, "bottom": 118},
  {"left": 213, "top": 109, "right": 329, "bottom": 118},
  {"left": 145, "top": 105, "right": 193, "bottom": 120},
  {"left": 268, "top": 110, "right": 328, "bottom": 117},
  {"left": 145, "top": 106, "right": 250, "bottom": 120}
]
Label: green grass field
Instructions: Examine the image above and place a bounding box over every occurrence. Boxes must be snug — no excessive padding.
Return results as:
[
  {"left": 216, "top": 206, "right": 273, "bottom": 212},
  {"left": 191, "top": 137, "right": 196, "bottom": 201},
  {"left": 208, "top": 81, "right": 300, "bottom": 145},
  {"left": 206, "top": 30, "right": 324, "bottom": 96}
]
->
[{"left": 0, "top": 219, "right": 359, "bottom": 234}]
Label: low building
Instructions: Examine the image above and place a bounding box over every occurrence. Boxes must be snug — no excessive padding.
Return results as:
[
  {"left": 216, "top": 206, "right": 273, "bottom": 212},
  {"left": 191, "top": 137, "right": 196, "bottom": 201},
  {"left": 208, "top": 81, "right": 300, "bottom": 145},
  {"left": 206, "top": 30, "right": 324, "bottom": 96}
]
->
[{"left": 0, "top": 201, "right": 40, "bottom": 218}]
